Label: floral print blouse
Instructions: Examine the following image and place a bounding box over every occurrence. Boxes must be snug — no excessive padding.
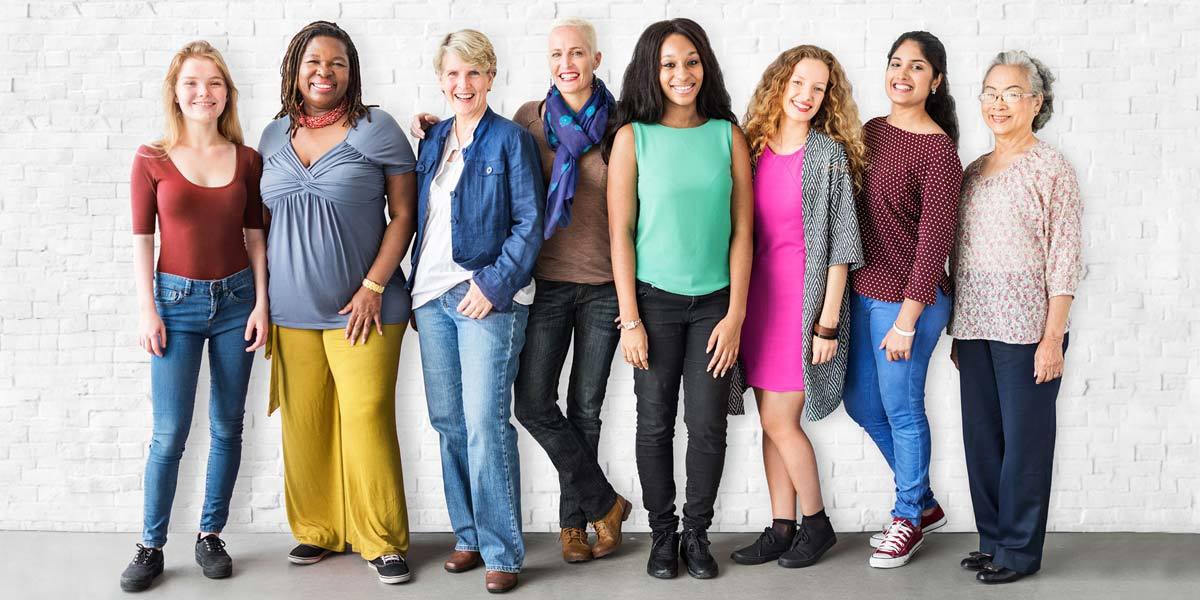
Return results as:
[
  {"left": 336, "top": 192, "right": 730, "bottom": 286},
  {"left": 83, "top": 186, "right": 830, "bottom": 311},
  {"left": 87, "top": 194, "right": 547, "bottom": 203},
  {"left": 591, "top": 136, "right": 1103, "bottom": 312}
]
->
[{"left": 948, "top": 141, "right": 1082, "bottom": 344}]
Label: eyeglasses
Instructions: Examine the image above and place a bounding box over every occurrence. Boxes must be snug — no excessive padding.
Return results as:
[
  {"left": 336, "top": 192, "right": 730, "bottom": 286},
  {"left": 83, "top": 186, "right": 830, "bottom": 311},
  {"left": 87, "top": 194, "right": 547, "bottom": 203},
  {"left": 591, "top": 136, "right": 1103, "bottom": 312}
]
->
[{"left": 978, "top": 91, "right": 1039, "bottom": 104}]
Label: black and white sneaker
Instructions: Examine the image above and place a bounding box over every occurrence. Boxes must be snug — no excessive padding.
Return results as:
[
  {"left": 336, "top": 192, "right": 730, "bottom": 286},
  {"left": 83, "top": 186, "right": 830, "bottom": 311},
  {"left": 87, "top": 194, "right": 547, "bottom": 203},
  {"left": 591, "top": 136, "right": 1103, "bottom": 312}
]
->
[
  {"left": 195, "top": 534, "right": 233, "bottom": 579},
  {"left": 367, "top": 554, "right": 412, "bottom": 584},
  {"left": 288, "top": 544, "right": 333, "bottom": 565},
  {"left": 120, "top": 544, "right": 164, "bottom": 592}
]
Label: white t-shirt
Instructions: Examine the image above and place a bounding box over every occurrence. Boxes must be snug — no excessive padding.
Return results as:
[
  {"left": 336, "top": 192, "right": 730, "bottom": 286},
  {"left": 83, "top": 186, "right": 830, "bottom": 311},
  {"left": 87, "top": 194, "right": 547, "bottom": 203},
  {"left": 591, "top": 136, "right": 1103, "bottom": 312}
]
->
[{"left": 411, "top": 132, "right": 534, "bottom": 310}]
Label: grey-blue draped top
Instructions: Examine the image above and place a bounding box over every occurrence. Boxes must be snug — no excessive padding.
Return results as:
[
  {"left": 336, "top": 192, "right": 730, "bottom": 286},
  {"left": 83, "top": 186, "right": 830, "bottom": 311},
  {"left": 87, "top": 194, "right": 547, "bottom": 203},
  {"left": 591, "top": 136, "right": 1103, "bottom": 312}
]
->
[{"left": 259, "top": 107, "right": 416, "bottom": 329}]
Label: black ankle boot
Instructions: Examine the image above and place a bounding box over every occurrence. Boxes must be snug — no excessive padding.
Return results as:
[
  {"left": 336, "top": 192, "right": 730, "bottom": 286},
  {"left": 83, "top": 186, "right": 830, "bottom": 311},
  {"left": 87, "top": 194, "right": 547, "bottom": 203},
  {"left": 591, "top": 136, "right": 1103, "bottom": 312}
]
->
[
  {"left": 778, "top": 514, "right": 837, "bottom": 568},
  {"left": 646, "top": 531, "right": 679, "bottom": 579},
  {"left": 680, "top": 528, "right": 718, "bottom": 579},
  {"left": 731, "top": 524, "right": 794, "bottom": 565}
]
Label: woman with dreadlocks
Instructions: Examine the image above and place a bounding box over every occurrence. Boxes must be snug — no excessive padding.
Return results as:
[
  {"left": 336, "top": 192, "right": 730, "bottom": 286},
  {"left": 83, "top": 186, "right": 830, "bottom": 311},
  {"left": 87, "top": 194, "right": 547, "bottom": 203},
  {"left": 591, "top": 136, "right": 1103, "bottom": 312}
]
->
[{"left": 257, "top": 20, "right": 418, "bottom": 584}]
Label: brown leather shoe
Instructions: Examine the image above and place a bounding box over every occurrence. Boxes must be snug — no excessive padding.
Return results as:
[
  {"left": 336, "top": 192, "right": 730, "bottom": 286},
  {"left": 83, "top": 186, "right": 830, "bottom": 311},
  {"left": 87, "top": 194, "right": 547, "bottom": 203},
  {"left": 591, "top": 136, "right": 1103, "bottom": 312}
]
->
[
  {"left": 444, "top": 549, "right": 482, "bottom": 573},
  {"left": 591, "top": 495, "right": 633, "bottom": 559},
  {"left": 559, "top": 527, "right": 593, "bottom": 563},
  {"left": 485, "top": 570, "right": 518, "bottom": 593}
]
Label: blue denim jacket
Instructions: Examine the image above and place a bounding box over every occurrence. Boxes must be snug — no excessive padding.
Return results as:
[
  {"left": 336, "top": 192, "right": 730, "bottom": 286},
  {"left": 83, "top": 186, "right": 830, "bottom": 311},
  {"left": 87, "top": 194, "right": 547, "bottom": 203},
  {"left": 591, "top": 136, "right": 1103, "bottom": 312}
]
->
[{"left": 409, "top": 107, "right": 546, "bottom": 312}]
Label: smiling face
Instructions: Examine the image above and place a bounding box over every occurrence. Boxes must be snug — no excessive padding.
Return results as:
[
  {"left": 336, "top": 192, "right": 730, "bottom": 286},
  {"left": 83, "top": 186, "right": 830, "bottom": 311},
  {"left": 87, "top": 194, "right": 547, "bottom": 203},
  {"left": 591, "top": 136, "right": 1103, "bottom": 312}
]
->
[
  {"left": 980, "top": 64, "right": 1042, "bottom": 137},
  {"left": 174, "top": 57, "right": 227, "bottom": 124},
  {"left": 658, "top": 33, "right": 703, "bottom": 109},
  {"left": 885, "top": 39, "right": 941, "bottom": 109},
  {"left": 548, "top": 25, "right": 600, "bottom": 96},
  {"left": 440, "top": 51, "right": 494, "bottom": 119},
  {"left": 781, "top": 58, "right": 829, "bottom": 126},
  {"left": 295, "top": 35, "right": 350, "bottom": 111}
]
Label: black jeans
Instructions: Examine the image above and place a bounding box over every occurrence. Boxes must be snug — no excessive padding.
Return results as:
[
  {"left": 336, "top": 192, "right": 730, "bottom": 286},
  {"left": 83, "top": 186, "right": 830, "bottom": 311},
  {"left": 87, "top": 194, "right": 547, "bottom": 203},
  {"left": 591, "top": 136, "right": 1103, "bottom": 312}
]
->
[
  {"left": 958, "top": 335, "right": 1068, "bottom": 575},
  {"left": 514, "top": 279, "right": 620, "bottom": 529},
  {"left": 633, "top": 281, "right": 732, "bottom": 533}
]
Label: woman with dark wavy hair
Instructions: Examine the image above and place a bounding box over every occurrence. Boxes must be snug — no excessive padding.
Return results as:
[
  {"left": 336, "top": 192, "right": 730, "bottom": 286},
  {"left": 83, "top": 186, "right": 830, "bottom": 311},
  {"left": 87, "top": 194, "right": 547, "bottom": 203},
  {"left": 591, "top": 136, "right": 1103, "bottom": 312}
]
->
[
  {"left": 730, "top": 44, "right": 865, "bottom": 570},
  {"left": 842, "top": 30, "right": 963, "bottom": 569},
  {"left": 606, "top": 18, "right": 753, "bottom": 580}
]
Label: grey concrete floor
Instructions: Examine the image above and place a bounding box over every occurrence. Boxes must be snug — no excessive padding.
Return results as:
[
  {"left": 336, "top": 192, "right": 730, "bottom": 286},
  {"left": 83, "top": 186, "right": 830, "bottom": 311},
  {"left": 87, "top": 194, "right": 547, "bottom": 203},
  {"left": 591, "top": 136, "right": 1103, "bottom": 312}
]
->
[{"left": 6, "top": 531, "right": 1198, "bottom": 599}]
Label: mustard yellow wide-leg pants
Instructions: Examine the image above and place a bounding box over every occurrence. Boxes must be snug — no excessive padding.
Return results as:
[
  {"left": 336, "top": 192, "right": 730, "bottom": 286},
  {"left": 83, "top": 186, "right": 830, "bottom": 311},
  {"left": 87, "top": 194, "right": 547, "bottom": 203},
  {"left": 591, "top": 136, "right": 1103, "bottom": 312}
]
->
[{"left": 267, "top": 324, "right": 409, "bottom": 560}]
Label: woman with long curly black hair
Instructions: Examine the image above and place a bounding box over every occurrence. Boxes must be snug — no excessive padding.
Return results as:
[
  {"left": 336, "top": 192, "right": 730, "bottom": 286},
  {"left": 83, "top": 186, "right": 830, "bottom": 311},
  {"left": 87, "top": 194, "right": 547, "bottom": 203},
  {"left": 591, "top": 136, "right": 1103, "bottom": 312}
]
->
[{"left": 606, "top": 18, "right": 753, "bottom": 580}]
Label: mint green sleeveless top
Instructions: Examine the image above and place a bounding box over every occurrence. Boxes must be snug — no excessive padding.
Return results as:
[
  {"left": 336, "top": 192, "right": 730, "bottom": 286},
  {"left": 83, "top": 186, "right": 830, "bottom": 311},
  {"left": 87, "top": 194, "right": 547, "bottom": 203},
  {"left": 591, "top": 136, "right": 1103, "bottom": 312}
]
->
[{"left": 632, "top": 119, "right": 733, "bottom": 295}]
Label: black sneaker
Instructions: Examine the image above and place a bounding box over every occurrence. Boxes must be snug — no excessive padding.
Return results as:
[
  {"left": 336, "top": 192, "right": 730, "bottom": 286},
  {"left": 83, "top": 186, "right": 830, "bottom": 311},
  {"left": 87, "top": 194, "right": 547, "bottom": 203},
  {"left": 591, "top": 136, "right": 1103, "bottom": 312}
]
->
[
  {"left": 288, "top": 544, "right": 333, "bottom": 565},
  {"left": 367, "top": 553, "right": 411, "bottom": 584},
  {"left": 778, "top": 516, "right": 837, "bottom": 568},
  {"left": 680, "top": 528, "right": 718, "bottom": 579},
  {"left": 646, "top": 531, "right": 679, "bottom": 579},
  {"left": 195, "top": 534, "right": 233, "bottom": 579},
  {"left": 120, "top": 544, "right": 164, "bottom": 592},
  {"left": 730, "top": 526, "right": 793, "bottom": 565}
]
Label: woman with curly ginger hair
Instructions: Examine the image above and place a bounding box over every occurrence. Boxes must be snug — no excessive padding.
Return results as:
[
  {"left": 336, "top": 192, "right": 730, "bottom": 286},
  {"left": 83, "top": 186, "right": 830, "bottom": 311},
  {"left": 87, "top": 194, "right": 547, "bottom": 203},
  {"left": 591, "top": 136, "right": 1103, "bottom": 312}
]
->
[{"left": 730, "top": 45, "right": 864, "bottom": 570}]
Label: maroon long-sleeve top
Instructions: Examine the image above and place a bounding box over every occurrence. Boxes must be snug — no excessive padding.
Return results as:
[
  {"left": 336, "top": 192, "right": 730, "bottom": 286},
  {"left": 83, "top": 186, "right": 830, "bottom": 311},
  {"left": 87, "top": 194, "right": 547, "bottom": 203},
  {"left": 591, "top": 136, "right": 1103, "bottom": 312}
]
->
[{"left": 851, "top": 117, "right": 963, "bottom": 305}]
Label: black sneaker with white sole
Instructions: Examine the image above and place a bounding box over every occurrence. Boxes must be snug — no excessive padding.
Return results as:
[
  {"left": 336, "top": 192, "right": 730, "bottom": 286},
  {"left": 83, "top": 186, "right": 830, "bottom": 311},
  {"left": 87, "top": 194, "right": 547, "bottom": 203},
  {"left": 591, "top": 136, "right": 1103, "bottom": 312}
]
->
[
  {"left": 195, "top": 534, "right": 233, "bottom": 579},
  {"left": 120, "top": 544, "right": 164, "bottom": 592},
  {"left": 288, "top": 544, "right": 334, "bottom": 565},
  {"left": 367, "top": 554, "right": 411, "bottom": 584}
]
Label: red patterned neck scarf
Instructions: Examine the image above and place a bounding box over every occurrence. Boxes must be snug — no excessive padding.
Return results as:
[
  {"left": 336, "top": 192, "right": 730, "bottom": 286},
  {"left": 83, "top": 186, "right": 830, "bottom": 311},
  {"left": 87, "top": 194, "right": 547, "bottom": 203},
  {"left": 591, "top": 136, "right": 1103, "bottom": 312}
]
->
[{"left": 296, "top": 101, "right": 348, "bottom": 129}]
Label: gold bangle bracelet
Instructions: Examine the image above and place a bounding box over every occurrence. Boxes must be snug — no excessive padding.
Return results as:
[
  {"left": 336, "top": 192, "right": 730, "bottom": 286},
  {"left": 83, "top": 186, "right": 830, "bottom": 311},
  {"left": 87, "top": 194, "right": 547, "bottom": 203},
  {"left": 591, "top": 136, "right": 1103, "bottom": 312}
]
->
[{"left": 361, "top": 278, "right": 385, "bottom": 294}]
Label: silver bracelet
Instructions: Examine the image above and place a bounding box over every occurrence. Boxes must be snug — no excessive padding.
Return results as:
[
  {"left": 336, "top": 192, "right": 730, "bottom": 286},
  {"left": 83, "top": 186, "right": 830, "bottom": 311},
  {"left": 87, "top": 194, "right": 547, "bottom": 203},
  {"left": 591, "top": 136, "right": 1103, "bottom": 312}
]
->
[{"left": 891, "top": 323, "right": 916, "bottom": 337}]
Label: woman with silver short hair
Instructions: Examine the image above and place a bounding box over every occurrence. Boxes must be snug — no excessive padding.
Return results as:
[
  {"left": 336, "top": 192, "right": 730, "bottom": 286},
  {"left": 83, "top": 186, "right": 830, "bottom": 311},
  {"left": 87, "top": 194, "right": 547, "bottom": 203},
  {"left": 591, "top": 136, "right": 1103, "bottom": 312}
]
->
[{"left": 949, "top": 50, "right": 1082, "bottom": 584}]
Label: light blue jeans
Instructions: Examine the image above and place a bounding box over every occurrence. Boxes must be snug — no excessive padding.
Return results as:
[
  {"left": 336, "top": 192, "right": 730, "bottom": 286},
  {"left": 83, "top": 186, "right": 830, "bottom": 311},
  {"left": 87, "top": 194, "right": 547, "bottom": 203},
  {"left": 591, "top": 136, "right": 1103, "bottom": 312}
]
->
[
  {"left": 843, "top": 289, "right": 951, "bottom": 527},
  {"left": 143, "top": 269, "right": 255, "bottom": 547},
  {"left": 414, "top": 282, "right": 528, "bottom": 573}
]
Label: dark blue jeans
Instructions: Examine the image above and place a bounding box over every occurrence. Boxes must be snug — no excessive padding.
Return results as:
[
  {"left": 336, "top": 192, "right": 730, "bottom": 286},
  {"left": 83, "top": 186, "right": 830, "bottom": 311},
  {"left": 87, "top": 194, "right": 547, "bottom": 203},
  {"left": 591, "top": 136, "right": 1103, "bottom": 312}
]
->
[
  {"left": 143, "top": 269, "right": 255, "bottom": 547},
  {"left": 513, "top": 279, "right": 621, "bottom": 530},
  {"left": 958, "top": 335, "right": 1068, "bottom": 575},
  {"left": 633, "top": 282, "right": 732, "bottom": 533}
]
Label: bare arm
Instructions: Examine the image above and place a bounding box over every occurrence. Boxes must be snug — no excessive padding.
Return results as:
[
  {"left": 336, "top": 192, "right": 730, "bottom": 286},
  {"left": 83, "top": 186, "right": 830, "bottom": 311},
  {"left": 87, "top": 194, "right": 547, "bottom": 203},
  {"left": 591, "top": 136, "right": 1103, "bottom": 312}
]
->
[
  {"left": 706, "top": 124, "right": 754, "bottom": 376},
  {"left": 339, "top": 172, "right": 418, "bottom": 344},
  {"left": 133, "top": 234, "right": 166, "bottom": 356},
  {"left": 242, "top": 228, "right": 269, "bottom": 351},
  {"left": 607, "top": 124, "right": 648, "bottom": 370}
]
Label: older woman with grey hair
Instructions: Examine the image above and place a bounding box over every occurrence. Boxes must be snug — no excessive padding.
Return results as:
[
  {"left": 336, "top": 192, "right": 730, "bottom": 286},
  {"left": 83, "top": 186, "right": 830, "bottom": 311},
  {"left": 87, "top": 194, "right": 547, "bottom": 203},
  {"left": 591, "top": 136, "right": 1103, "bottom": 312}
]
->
[{"left": 948, "top": 50, "right": 1082, "bottom": 584}]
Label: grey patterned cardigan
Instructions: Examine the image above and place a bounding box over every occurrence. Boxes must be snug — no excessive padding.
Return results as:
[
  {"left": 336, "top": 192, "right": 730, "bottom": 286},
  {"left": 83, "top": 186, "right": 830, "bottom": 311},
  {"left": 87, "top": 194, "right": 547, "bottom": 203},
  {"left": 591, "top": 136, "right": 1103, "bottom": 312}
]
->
[{"left": 731, "top": 129, "right": 865, "bottom": 421}]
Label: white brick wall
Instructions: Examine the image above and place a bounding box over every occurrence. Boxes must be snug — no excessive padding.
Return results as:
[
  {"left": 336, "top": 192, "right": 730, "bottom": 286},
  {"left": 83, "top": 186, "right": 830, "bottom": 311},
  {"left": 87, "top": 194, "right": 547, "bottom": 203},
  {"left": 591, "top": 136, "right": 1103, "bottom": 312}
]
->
[{"left": 2, "top": 0, "right": 1198, "bottom": 535}]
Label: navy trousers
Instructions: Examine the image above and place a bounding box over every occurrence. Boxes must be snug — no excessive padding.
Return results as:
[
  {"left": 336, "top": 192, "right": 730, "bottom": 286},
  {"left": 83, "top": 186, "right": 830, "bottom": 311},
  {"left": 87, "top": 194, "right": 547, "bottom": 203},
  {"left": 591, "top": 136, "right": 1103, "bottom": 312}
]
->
[{"left": 957, "top": 335, "right": 1068, "bottom": 575}]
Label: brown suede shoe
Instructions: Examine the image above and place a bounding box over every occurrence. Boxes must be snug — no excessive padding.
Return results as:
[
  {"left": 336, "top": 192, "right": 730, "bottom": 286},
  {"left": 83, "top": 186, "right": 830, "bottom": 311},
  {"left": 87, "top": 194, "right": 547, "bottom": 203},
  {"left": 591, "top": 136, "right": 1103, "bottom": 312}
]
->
[
  {"left": 444, "top": 549, "right": 482, "bottom": 573},
  {"left": 591, "top": 495, "right": 633, "bottom": 559},
  {"left": 485, "top": 570, "right": 518, "bottom": 593},
  {"left": 559, "top": 527, "right": 593, "bottom": 563}
]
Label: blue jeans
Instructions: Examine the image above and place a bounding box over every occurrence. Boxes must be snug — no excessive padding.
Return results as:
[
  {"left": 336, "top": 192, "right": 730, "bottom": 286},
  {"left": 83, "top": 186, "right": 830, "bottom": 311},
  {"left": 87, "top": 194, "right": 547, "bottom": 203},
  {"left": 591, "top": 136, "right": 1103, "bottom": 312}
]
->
[
  {"left": 843, "top": 289, "right": 951, "bottom": 526},
  {"left": 513, "top": 280, "right": 620, "bottom": 530},
  {"left": 142, "top": 269, "right": 256, "bottom": 547},
  {"left": 415, "top": 282, "right": 528, "bottom": 573}
]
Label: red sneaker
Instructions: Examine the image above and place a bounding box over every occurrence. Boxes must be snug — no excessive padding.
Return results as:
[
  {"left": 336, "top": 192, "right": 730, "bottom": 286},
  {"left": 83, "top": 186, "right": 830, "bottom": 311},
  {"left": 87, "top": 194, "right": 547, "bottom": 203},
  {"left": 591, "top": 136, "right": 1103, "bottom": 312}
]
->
[
  {"left": 870, "top": 504, "right": 946, "bottom": 548},
  {"left": 869, "top": 518, "right": 924, "bottom": 568}
]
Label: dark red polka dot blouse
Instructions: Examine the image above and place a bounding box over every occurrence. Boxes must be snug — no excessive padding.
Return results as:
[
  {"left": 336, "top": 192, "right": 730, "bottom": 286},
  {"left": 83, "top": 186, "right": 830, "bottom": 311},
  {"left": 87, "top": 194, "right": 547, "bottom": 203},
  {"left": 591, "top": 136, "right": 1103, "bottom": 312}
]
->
[{"left": 851, "top": 117, "right": 964, "bottom": 305}]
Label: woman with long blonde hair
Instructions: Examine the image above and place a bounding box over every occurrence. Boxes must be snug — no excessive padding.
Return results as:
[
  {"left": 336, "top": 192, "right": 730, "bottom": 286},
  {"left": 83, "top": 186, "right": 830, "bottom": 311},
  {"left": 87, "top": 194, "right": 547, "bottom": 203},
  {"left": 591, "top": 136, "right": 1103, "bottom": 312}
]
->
[
  {"left": 122, "top": 40, "right": 267, "bottom": 592},
  {"left": 730, "top": 44, "right": 864, "bottom": 569}
]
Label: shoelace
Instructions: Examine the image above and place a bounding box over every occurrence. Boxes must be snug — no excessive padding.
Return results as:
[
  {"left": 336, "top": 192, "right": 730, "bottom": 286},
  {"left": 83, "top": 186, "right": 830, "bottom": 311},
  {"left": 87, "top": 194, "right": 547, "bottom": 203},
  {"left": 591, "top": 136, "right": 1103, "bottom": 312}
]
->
[
  {"left": 754, "top": 527, "right": 778, "bottom": 550},
  {"left": 651, "top": 533, "right": 676, "bottom": 558},
  {"left": 377, "top": 554, "right": 402, "bottom": 566},
  {"left": 684, "top": 531, "right": 711, "bottom": 555},
  {"left": 794, "top": 524, "right": 811, "bottom": 547},
  {"left": 563, "top": 529, "right": 588, "bottom": 545},
  {"left": 876, "top": 520, "right": 914, "bottom": 555},
  {"left": 133, "top": 544, "right": 157, "bottom": 565},
  {"left": 200, "top": 536, "right": 226, "bottom": 553}
]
